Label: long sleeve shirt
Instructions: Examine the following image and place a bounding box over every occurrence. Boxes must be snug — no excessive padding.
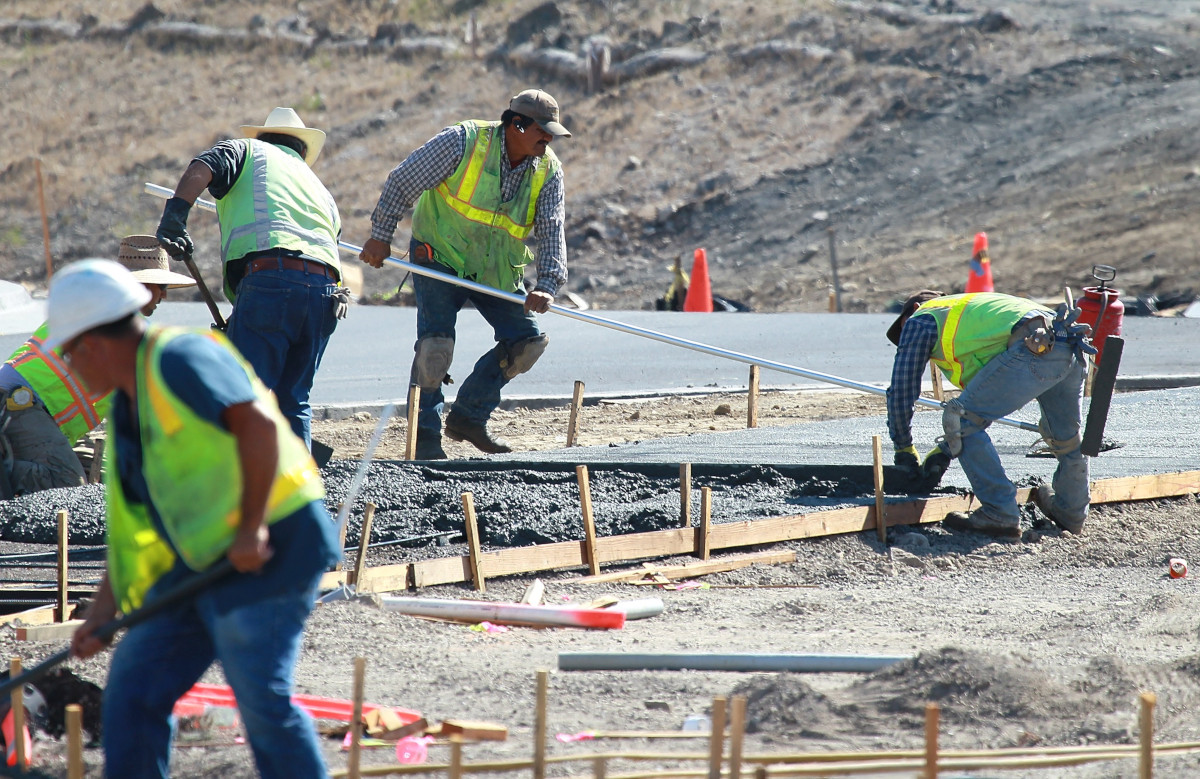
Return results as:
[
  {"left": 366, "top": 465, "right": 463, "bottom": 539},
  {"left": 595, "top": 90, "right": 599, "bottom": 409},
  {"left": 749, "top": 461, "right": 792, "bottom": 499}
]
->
[
  {"left": 368, "top": 124, "right": 567, "bottom": 296},
  {"left": 886, "top": 315, "right": 940, "bottom": 449}
]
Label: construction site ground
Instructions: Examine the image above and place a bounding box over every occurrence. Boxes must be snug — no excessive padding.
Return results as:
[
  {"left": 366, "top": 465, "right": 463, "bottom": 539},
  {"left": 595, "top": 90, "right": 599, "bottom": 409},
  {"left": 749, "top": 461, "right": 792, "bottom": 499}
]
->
[{"left": 1, "top": 389, "right": 1198, "bottom": 778}]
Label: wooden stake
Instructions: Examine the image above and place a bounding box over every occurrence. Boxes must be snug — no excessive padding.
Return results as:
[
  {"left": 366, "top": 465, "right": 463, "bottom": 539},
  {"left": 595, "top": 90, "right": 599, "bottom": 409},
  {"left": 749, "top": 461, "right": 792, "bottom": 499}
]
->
[
  {"left": 462, "top": 492, "right": 486, "bottom": 593},
  {"left": 872, "top": 435, "right": 887, "bottom": 543},
  {"left": 521, "top": 579, "right": 545, "bottom": 605},
  {"left": 755, "top": 767, "right": 769, "bottom": 779},
  {"left": 1140, "top": 691, "right": 1156, "bottom": 779},
  {"left": 334, "top": 502, "right": 348, "bottom": 571},
  {"left": 449, "top": 735, "right": 464, "bottom": 779},
  {"left": 534, "top": 670, "right": 549, "bottom": 779},
  {"left": 680, "top": 463, "right": 692, "bottom": 528},
  {"left": 708, "top": 696, "right": 727, "bottom": 779},
  {"left": 729, "top": 695, "right": 747, "bottom": 779},
  {"left": 10, "top": 657, "right": 26, "bottom": 770},
  {"left": 350, "top": 502, "right": 376, "bottom": 589},
  {"left": 827, "top": 227, "right": 842, "bottom": 313},
  {"left": 576, "top": 466, "right": 600, "bottom": 576},
  {"left": 88, "top": 437, "right": 104, "bottom": 484},
  {"left": 67, "top": 703, "right": 83, "bottom": 779},
  {"left": 929, "top": 363, "right": 944, "bottom": 402},
  {"left": 567, "top": 380, "right": 585, "bottom": 447},
  {"left": 593, "top": 756, "right": 608, "bottom": 779},
  {"left": 36, "top": 158, "right": 53, "bottom": 280},
  {"left": 348, "top": 657, "right": 366, "bottom": 779},
  {"left": 405, "top": 385, "right": 421, "bottom": 460},
  {"left": 924, "top": 702, "right": 940, "bottom": 779},
  {"left": 57, "top": 509, "right": 69, "bottom": 622},
  {"left": 696, "top": 487, "right": 713, "bottom": 561},
  {"left": 747, "top": 365, "right": 760, "bottom": 429}
]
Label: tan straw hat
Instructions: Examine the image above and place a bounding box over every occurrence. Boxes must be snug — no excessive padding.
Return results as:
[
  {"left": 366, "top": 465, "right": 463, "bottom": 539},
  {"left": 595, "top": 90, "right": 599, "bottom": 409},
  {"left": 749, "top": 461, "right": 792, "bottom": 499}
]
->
[
  {"left": 117, "top": 236, "right": 197, "bottom": 288},
  {"left": 240, "top": 107, "right": 327, "bottom": 166}
]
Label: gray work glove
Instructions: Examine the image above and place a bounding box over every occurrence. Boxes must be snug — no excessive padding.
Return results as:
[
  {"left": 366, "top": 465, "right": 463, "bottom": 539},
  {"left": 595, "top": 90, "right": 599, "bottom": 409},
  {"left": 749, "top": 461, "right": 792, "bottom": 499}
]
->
[
  {"left": 331, "top": 287, "right": 352, "bottom": 320},
  {"left": 1054, "top": 303, "right": 1099, "bottom": 358},
  {"left": 156, "top": 197, "right": 194, "bottom": 259}
]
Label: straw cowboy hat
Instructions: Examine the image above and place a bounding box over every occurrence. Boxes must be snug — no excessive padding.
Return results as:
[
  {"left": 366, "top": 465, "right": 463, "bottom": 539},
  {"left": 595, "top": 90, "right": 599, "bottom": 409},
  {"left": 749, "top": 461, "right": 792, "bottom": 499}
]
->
[
  {"left": 117, "top": 236, "right": 196, "bottom": 288},
  {"left": 240, "top": 107, "right": 327, "bottom": 166}
]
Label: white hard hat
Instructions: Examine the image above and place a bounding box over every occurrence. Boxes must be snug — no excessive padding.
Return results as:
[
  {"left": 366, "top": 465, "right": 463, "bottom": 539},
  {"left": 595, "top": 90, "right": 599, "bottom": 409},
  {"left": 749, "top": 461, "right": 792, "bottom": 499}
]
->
[{"left": 44, "top": 259, "right": 151, "bottom": 350}]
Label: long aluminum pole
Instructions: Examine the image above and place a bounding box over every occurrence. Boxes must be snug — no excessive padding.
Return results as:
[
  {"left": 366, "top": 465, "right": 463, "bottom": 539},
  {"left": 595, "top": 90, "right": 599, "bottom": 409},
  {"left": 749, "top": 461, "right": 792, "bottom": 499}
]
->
[{"left": 143, "top": 183, "right": 1038, "bottom": 432}]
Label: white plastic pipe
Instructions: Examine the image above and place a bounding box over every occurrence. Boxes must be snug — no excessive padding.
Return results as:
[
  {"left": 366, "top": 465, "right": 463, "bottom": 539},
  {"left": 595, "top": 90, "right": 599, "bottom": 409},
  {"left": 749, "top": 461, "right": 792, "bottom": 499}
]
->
[
  {"left": 558, "top": 652, "right": 909, "bottom": 673},
  {"left": 379, "top": 595, "right": 626, "bottom": 629},
  {"left": 608, "top": 597, "right": 665, "bottom": 621}
]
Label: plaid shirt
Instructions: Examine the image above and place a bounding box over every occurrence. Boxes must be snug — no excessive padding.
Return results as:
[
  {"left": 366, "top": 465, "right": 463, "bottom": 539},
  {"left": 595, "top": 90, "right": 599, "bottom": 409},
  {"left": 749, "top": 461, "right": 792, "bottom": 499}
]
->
[
  {"left": 368, "top": 123, "right": 567, "bottom": 296},
  {"left": 886, "top": 314, "right": 939, "bottom": 449}
]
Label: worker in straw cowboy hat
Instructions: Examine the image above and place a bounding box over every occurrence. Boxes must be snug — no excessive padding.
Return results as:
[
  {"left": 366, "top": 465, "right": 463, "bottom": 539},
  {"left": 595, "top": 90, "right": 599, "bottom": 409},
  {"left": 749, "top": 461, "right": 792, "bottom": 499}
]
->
[
  {"left": 0, "top": 236, "right": 195, "bottom": 495},
  {"left": 155, "top": 107, "right": 349, "bottom": 451}
]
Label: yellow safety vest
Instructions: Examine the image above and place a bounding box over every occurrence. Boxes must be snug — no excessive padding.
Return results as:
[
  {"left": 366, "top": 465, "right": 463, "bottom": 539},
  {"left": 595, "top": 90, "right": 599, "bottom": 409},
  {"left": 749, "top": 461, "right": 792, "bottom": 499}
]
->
[
  {"left": 912, "top": 293, "right": 1045, "bottom": 388},
  {"left": 6, "top": 323, "right": 111, "bottom": 444}
]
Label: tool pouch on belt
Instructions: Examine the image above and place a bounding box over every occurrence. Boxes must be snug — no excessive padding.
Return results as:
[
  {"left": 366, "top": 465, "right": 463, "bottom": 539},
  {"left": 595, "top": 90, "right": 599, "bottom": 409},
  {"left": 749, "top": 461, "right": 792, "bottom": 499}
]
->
[
  {"left": 411, "top": 242, "right": 437, "bottom": 266},
  {"left": 1009, "top": 314, "right": 1054, "bottom": 356}
]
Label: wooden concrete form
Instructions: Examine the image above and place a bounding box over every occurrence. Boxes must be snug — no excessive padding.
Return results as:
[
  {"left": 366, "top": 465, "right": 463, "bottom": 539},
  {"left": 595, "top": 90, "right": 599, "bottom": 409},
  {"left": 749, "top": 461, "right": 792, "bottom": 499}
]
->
[
  {"left": 463, "top": 492, "right": 485, "bottom": 593},
  {"left": 747, "top": 365, "right": 760, "bottom": 429},
  {"left": 567, "top": 381, "right": 585, "bottom": 447},
  {"left": 871, "top": 436, "right": 886, "bottom": 544},
  {"left": 696, "top": 487, "right": 713, "bottom": 561},
  {"left": 576, "top": 466, "right": 600, "bottom": 576},
  {"left": 679, "top": 463, "right": 691, "bottom": 528},
  {"left": 57, "top": 509, "right": 69, "bottom": 621},
  {"left": 350, "top": 503, "right": 377, "bottom": 589},
  {"left": 405, "top": 385, "right": 420, "bottom": 461},
  {"left": 18, "top": 620, "right": 83, "bottom": 642},
  {"left": 534, "top": 671, "right": 548, "bottom": 779},
  {"left": 924, "top": 703, "right": 940, "bottom": 779},
  {"left": 11, "top": 657, "right": 26, "bottom": 769},
  {"left": 349, "top": 657, "right": 366, "bottom": 779},
  {"left": 67, "top": 703, "right": 83, "bottom": 779},
  {"left": 319, "top": 470, "right": 1200, "bottom": 594},
  {"left": 1140, "top": 692, "right": 1156, "bottom": 779},
  {"left": 708, "top": 696, "right": 727, "bottom": 779},
  {"left": 573, "top": 551, "right": 796, "bottom": 585},
  {"left": 0, "top": 604, "right": 58, "bottom": 628},
  {"left": 729, "top": 696, "right": 747, "bottom": 779}
]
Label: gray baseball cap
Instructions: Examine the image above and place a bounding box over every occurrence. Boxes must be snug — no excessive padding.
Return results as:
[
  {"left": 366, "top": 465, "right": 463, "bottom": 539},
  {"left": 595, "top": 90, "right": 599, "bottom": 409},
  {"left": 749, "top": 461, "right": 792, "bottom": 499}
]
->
[{"left": 509, "top": 89, "right": 572, "bottom": 137}]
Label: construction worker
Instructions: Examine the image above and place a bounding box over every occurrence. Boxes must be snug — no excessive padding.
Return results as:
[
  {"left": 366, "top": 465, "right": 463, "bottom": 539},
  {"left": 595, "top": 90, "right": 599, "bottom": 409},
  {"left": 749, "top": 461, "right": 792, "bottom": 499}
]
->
[
  {"left": 58, "top": 260, "right": 336, "bottom": 779},
  {"left": 155, "top": 107, "right": 349, "bottom": 450},
  {"left": 0, "top": 236, "right": 196, "bottom": 495},
  {"left": 359, "top": 89, "right": 570, "bottom": 459},
  {"left": 886, "top": 290, "right": 1095, "bottom": 539}
]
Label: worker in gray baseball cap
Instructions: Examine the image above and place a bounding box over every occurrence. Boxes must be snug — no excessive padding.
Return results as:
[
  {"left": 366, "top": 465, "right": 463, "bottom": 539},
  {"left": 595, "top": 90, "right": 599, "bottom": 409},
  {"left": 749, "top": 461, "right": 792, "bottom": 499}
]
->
[{"left": 359, "top": 89, "right": 570, "bottom": 459}]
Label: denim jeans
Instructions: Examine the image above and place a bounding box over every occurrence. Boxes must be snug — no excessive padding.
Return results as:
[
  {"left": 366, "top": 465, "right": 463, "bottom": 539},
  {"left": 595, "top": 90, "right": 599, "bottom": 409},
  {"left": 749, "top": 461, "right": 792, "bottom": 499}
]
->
[
  {"left": 226, "top": 266, "right": 339, "bottom": 449},
  {"left": 101, "top": 569, "right": 327, "bottom": 779},
  {"left": 950, "top": 339, "right": 1088, "bottom": 525},
  {"left": 411, "top": 248, "right": 540, "bottom": 434}
]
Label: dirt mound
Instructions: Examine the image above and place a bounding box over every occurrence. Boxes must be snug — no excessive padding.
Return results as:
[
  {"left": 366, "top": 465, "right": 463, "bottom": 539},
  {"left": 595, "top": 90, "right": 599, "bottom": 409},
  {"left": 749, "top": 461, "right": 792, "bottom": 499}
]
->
[{"left": 733, "top": 675, "right": 854, "bottom": 739}]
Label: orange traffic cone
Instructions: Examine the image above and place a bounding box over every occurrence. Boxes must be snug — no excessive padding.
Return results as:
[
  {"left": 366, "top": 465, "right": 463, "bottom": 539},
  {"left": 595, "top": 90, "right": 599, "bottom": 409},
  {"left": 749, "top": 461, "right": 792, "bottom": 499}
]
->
[
  {"left": 2, "top": 707, "right": 32, "bottom": 769},
  {"left": 966, "top": 232, "right": 994, "bottom": 293},
  {"left": 683, "top": 248, "right": 713, "bottom": 312}
]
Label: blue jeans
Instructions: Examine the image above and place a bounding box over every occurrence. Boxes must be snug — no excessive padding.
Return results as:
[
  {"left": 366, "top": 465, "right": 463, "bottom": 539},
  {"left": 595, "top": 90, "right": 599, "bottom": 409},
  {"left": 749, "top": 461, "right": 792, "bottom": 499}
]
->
[
  {"left": 949, "top": 340, "right": 1089, "bottom": 524},
  {"left": 101, "top": 569, "right": 327, "bottom": 779},
  {"left": 226, "top": 266, "right": 339, "bottom": 449},
  {"left": 411, "top": 249, "right": 540, "bottom": 435}
]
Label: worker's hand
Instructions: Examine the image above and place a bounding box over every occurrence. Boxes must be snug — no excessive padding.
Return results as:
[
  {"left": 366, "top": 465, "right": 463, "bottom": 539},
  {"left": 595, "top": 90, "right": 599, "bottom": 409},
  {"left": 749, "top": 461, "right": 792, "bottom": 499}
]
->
[
  {"left": 893, "top": 445, "right": 920, "bottom": 479},
  {"left": 71, "top": 594, "right": 118, "bottom": 660},
  {"left": 227, "top": 523, "right": 273, "bottom": 573},
  {"left": 524, "top": 290, "right": 553, "bottom": 314},
  {"left": 920, "top": 446, "right": 953, "bottom": 485},
  {"left": 156, "top": 196, "right": 194, "bottom": 259},
  {"left": 359, "top": 238, "right": 391, "bottom": 269}
]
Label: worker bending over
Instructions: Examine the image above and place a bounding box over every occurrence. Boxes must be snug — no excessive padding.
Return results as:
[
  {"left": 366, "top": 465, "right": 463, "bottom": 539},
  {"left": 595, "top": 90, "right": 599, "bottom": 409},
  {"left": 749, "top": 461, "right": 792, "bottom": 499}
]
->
[
  {"left": 886, "top": 290, "right": 1095, "bottom": 539},
  {"left": 59, "top": 260, "right": 337, "bottom": 778}
]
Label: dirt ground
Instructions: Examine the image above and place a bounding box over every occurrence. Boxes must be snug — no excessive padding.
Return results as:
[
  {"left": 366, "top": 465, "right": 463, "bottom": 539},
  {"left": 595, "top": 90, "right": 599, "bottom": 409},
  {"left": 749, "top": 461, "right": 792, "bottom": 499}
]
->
[{"left": 1, "top": 391, "right": 1199, "bottom": 778}]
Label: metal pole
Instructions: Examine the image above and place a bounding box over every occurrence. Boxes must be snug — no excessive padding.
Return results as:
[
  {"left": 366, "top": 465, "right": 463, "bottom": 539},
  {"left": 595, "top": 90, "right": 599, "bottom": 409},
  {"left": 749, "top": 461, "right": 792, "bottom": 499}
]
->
[{"left": 143, "top": 183, "right": 1038, "bottom": 432}]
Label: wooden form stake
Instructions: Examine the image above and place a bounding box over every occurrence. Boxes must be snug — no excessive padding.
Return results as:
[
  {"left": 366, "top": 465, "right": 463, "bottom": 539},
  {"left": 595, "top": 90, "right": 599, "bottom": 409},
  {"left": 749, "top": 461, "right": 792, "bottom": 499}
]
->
[
  {"left": 729, "top": 695, "right": 747, "bottom": 779},
  {"left": 696, "top": 487, "right": 713, "bottom": 561},
  {"left": 405, "top": 385, "right": 421, "bottom": 460},
  {"left": 1140, "top": 691, "right": 1156, "bottom": 779},
  {"left": 592, "top": 756, "right": 608, "bottom": 779},
  {"left": 930, "top": 363, "right": 944, "bottom": 402},
  {"left": 57, "top": 509, "right": 69, "bottom": 622},
  {"left": 576, "top": 466, "right": 600, "bottom": 576},
  {"left": 924, "top": 702, "right": 940, "bottom": 779},
  {"left": 350, "top": 503, "right": 376, "bottom": 589},
  {"left": 747, "top": 365, "right": 760, "bottom": 429},
  {"left": 450, "top": 735, "right": 464, "bottom": 779},
  {"left": 827, "top": 227, "right": 842, "bottom": 313},
  {"left": 10, "top": 657, "right": 26, "bottom": 771},
  {"left": 567, "top": 380, "right": 585, "bottom": 447},
  {"left": 88, "top": 438, "right": 104, "bottom": 484},
  {"left": 36, "top": 159, "right": 53, "bottom": 280},
  {"left": 534, "top": 670, "right": 549, "bottom": 779},
  {"left": 348, "top": 657, "right": 366, "bottom": 779},
  {"left": 67, "top": 703, "right": 83, "bottom": 779},
  {"left": 708, "top": 696, "right": 728, "bottom": 779},
  {"left": 872, "top": 435, "right": 887, "bottom": 543},
  {"left": 680, "top": 463, "right": 692, "bottom": 528},
  {"left": 463, "top": 492, "right": 486, "bottom": 593}
]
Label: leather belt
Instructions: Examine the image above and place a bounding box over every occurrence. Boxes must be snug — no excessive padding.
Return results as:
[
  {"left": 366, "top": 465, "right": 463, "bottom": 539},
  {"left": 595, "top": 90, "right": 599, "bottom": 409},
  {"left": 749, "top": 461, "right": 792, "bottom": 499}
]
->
[{"left": 245, "top": 255, "right": 338, "bottom": 281}]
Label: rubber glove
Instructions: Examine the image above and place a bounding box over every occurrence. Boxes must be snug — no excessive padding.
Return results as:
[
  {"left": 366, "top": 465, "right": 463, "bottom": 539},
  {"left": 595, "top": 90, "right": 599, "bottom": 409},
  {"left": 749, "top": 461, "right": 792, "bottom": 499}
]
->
[{"left": 156, "top": 196, "right": 194, "bottom": 259}]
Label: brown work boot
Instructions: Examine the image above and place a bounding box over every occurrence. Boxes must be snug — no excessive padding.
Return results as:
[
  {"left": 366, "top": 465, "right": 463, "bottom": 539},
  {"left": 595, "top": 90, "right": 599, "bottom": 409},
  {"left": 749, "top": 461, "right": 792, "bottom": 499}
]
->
[
  {"left": 1033, "top": 484, "right": 1085, "bottom": 534},
  {"left": 444, "top": 413, "right": 512, "bottom": 454},
  {"left": 942, "top": 508, "right": 1022, "bottom": 541},
  {"left": 414, "top": 431, "right": 447, "bottom": 461}
]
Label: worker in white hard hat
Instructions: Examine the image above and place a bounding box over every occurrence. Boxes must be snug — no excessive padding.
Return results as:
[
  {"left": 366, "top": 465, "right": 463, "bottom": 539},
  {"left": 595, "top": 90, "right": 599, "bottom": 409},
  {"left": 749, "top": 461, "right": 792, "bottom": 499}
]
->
[
  {"left": 56, "top": 259, "right": 337, "bottom": 778},
  {"left": 0, "top": 236, "right": 196, "bottom": 496}
]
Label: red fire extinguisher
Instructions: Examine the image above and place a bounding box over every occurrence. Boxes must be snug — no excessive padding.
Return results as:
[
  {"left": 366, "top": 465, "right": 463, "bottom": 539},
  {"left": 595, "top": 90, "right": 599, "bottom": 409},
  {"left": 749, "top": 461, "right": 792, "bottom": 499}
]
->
[{"left": 1075, "top": 265, "right": 1123, "bottom": 363}]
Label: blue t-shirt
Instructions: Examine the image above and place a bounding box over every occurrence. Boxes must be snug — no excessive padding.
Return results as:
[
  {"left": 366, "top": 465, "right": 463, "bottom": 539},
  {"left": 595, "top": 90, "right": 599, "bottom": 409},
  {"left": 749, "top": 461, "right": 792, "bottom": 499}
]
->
[{"left": 111, "top": 332, "right": 339, "bottom": 610}]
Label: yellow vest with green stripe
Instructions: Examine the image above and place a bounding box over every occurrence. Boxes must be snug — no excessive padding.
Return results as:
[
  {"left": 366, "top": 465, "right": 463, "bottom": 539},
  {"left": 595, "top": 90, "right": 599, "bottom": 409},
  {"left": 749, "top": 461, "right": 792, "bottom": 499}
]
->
[
  {"left": 215, "top": 138, "right": 342, "bottom": 302},
  {"left": 6, "top": 323, "right": 112, "bottom": 445},
  {"left": 911, "top": 293, "right": 1046, "bottom": 388},
  {"left": 411, "top": 120, "right": 559, "bottom": 293},
  {"left": 103, "top": 326, "right": 326, "bottom": 613}
]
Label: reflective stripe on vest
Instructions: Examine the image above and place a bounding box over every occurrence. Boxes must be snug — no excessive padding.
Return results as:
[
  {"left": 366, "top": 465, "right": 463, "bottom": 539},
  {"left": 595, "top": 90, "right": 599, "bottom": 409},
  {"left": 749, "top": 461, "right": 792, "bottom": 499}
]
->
[
  {"left": 7, "top": 323, "right": 108, "bottom": 443},
  {"left": 104, "top": 326, "right": 326, "bottom": 611},
  {"left": 912, "top": 293, "right": 1045, "bottom": 388},
  {"left": 434, "top": 124, "right": 547, "bottom": 239},
  {"left": 215, "top": 139, "right": 341, "bottom": 300}
]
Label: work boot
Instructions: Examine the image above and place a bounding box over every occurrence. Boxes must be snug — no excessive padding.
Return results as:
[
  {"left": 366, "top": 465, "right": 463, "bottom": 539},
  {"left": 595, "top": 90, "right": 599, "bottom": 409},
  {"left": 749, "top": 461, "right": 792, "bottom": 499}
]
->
[
  {"left": 1033, "top": 484, "right": 1085, "bottom": 534},
  {"left": 942, "top": 508, "right": 1021, "bottom": 541},
  {"left": 444, "top": 413, "right": 511, "bottom": 454},
  {"left": 414, "top": 431, "right": 447, "bottom": 461}
]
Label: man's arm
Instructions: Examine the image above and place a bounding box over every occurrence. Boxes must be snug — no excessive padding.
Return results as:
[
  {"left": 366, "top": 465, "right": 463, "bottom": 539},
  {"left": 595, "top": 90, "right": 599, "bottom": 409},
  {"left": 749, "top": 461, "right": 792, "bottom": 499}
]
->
[
  {"left": 70, "top": 573, "right": 117, "bottom": 659},
  {"left": 156, "top": 140, "right": 247, "bottom": 257},
  {"left": 222, "top": 400, "right": 278, "bottom": 573},
  {"left": 886, "top": 316, "right": 939, "bottom": 450},
  {"left": 527, "top": 167, "right": 566, "bottom": 313}
]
